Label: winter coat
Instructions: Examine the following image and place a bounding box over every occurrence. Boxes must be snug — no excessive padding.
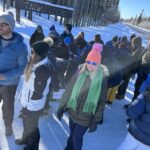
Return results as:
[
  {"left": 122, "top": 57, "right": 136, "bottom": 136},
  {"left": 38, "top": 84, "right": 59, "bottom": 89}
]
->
[
  {"left": 29, "top": 30, "right": 45, "bottom": 46},
  {"left": 20, "top": 58, "right": 52, "bottom": 111},
  {"left": 140, "top": 47, "right": 150, "bottom": 75},
  {"left": 114, "top": 47, "right": 132, "bottom": 80},
  {"left": 49, "top": 31, "right": 60, "bottom": 39},
  {"left": 75, "top": 37, "right": 87, "bottom": 50},
  {"left": 60, "top": 31, "right": 74, "bottom": 42},
  {"left": 139, "top": 74, "right": 150, "bottom": 93},
  {"left": 0, "top": 32, "right": 28, "bottom": 85},
  {"left": 59, "top": 64, "right": 109, "bottom": 126},
  {"left": 102, "top": 48, "right": 126, "bottom": 88},
  {"left": 48, "top": 31, "right": 60, "bottom": 44},
  {"left": 127, "top": 91, "right": 150, "bottom": 146}
]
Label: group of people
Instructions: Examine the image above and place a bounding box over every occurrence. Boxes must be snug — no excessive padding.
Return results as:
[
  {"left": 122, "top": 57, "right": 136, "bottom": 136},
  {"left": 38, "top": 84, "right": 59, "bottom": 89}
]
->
[{"left": 0, "top": 11, "right": 150, "bottom": 150}]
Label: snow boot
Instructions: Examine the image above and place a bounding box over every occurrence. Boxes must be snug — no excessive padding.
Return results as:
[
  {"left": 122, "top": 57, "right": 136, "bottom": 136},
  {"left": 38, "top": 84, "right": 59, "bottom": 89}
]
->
[{"left": 15, "top": 138, "right": 27, "bottom": 145}]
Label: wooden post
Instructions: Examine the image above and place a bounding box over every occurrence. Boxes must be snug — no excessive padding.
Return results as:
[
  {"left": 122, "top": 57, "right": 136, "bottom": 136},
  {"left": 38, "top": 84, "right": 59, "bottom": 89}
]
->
[
  {"left": 48, "top": 14, "right": 50, "bottom": 20},
  {"left": 28, "top": 9, "right": 32, "bottom": 21},
  {"left": 54, "top": 15, "right": 57, "bottom": 21},
  {"left": 60, "top": 16, "right": 63, "bottom": 25},
  {"left": 3, "top": 0, "right": 6, "bottom": 11},
  {"left": 16, "top": 8, "right": 20, "bottom": 22},
  {"left": 24, "top": 10, "right": 27, "bottom": 17}
]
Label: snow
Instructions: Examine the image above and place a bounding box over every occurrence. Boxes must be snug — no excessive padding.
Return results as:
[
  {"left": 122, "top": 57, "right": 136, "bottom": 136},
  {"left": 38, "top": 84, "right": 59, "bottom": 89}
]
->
[{"left": 0, "top": 4, "right": 150, "bottom": 150}]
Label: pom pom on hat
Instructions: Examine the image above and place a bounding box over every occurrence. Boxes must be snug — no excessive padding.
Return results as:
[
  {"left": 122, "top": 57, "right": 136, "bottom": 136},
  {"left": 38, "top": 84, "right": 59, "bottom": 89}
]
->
[
  {"left": 0, "top": 11, "right": 15, "bottom": 31},
  {"left": 92, "top": 43, "right": 103, "bottom": 53},
  {"left": 86, "top": 50, "right": 101, "bottom": 64}
]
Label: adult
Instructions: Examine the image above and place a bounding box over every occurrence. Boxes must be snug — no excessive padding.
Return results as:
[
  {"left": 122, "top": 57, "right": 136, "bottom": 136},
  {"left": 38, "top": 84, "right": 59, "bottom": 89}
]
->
[
  {"left": 0, "top": 11, "right": 28, "bottom": 136},
  {"left": 48, "top": 25, "right": 60, "bottom": 44},
  {"left": 29, "top": 25, "right": 45, "bottom": 46},
  {"left": 117, "top": 90, "right": 150, "bottom": 150},
  {"left": 15, "top": 41, "right": 53, "bottom": 150},
  {"left": 57, "top": 49, "right": 108, "bottom": 150}
]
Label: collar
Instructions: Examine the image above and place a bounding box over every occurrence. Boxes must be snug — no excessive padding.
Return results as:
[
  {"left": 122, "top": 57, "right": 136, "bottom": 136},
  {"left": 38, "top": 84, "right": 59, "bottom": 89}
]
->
[{"left": 32, "top": 57, "right": 48, "bottom": 71}]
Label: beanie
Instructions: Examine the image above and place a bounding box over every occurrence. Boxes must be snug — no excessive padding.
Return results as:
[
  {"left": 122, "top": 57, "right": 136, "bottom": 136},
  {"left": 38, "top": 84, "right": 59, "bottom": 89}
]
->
[
  {"left": 92, "top": 43, "right": 103, "bottom": 53},
  {"left": 64, "top": 37, "right": 72, "bottom": 46},
  {"left": 37, "top": 25, "right": 42, "bottom": 31},
  {"left": 32, "top": 41, "right": 49, "bottom": 59},
  {"left": 86, "top": 50, "right": 101, "bottom": 64},
  {"left": 0, "top": 11, "right": 15, "bottom": 31},
  {"left": 50, "top": 25, "right": 55, "bottom": 31}
]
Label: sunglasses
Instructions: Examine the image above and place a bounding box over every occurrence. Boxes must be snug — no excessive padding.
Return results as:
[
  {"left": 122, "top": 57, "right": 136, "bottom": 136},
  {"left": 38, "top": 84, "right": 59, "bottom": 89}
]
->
[{"left": 86, "top": 61, "right": 97, "bottom": 66}]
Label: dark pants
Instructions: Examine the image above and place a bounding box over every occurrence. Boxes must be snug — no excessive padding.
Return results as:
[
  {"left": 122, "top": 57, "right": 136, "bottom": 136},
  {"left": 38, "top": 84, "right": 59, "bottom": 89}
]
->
[
  {"left": 117, "top": 78, "right": 130, "bottom": 97},
  {"left": 132, "top": 73, "right": 147, "bottom": 101},
  {"left": 22, "top": 111, "right": 40, "bottom": 150},
  {"left": 0, "top": 85, "right": 17, "bottom": 127},
  {"left": 66, "top": 118, "right": 88, "bottom": 150}
]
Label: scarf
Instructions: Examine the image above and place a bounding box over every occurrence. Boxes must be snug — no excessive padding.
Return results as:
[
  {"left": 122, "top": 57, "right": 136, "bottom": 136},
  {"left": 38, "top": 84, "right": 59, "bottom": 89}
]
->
[{"left": 67, "top": 64, "right": 103, "bottom": 114}]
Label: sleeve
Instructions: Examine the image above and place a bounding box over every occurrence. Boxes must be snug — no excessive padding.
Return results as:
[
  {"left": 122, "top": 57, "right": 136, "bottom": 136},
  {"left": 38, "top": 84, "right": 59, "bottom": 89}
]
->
[
  {"left": 59, "top": 71, "right": 78, "bottom": 109},
  {"left": 126, "top": 94, "right": 145, "bottom": 119},
  {"left": 4, "top": 43, "right": 28, "bottom": 80},
  {"left": 27, "top": 66, "right": 51, "bottom": 111}
]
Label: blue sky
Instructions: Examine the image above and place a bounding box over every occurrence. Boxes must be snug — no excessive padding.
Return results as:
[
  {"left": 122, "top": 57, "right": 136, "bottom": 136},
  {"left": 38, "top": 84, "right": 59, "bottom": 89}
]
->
[{"left": 119, "top": 0, "right": 150, "bottom": 19}]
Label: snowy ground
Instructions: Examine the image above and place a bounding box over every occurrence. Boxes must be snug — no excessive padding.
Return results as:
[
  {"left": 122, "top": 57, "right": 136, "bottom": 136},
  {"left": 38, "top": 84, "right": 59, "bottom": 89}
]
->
[{"left": 0, "top": 4, "right": 150, "bottom": 150}]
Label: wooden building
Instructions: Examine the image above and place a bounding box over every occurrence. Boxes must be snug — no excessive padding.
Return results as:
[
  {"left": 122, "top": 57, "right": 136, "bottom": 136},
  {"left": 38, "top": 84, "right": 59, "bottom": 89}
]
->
[{"left": 11, "top": 0, "right": 120, "bottom": 26}]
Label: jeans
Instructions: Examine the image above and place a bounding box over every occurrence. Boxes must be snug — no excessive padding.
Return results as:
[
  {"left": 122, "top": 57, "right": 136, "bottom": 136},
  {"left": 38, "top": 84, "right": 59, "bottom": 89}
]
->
[
  {"left": 22, "top": 110, "right": 40, "bottom": 150},
  {"left": 66, "top": 118, "right": 88, "bottom": 150}
]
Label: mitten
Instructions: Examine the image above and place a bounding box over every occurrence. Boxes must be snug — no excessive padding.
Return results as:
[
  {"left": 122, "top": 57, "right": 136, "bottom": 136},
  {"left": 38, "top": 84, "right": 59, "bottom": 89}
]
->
[
  {"left": 88, "top": 123, "right": 97, "bottom": 133},
  {"left": 56, "top": 107, "right": 64, "bottom": 121}
]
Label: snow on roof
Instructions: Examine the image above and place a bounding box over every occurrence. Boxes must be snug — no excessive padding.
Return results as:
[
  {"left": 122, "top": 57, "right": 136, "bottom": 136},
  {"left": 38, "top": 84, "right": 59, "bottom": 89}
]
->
[{"left": 28, "top": 0, "right": 74, "bottom": 11}]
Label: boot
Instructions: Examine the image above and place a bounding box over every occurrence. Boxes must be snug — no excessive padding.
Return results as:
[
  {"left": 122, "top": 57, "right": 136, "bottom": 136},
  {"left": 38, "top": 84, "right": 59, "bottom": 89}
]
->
[
  {"left": 15, "top": 138, "right": 27, "bottom": 145},
  {"left": 5, "top": 125, "right": 13, "bottom": 136}
]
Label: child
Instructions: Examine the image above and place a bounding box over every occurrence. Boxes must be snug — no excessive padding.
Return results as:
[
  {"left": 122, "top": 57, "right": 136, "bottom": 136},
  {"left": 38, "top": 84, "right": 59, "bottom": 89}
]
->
[{"left": 15, "top": 41, "right": 53, "bottom": 150}]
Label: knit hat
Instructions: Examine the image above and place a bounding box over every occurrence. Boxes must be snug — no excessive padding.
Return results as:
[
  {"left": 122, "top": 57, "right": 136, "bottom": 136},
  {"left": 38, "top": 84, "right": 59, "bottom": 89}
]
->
[
  {"left": 37, "top": 25, "right": 42, "bottom": 31},
  {"left": 50, "top": 25, "right": 55, "bottom": 31},
  {"left": 92, "top": 43, "right": 103, "bottom": 53},
  {"left": 0, "top": 11, "right": 15, "bottom": 31},
  {"left": 86, "top": 50, "right": 101, "bottom": 64},
  {"left": 64, "top": 37, "right": 72, "bottom": 46},
  {"left": 32, "top": 41, "right": 49, "bottom": 59}
]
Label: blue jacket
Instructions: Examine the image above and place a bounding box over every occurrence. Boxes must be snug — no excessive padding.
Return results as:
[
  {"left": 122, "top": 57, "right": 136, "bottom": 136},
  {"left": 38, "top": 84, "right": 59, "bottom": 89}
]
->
[
  {"left": 139, "top": 74, "right": 150, "bottom": 93},
  {"left": 0, "top": 32, "right": 28, "bottom": 85},
  {"left": 127, "top": 92, "right": 150, "bottom": 146}
]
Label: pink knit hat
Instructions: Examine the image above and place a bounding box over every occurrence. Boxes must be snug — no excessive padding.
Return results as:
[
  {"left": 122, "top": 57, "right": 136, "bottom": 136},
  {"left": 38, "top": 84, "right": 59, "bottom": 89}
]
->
[
  {"left": 86, "top": 49, "right": 101, "bottom": 64},
  {"left": 92, "top": 43, "right": 103, "bottom": 53}
]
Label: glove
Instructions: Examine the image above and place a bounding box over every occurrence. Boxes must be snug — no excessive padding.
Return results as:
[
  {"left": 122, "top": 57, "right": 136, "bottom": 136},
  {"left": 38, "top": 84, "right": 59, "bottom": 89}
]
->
[
  {"left": 56, "top": 107, "right": 64, "bottom": 121},
  {"left": 88, "top": 123, "right": 97, "bottom": 133},
  {"left": 18, "top": 108, "right": 32, "bottom": 119}
]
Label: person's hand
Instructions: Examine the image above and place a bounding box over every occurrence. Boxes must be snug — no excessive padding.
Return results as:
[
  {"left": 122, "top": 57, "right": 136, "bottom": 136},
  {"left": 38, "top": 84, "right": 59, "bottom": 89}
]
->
[
  {"left": 56, "top": 107, "right": 64, "bottom": 121},
  {"left": 88, "top": 123, "right": 97, "bottom": 133},
  {"left": 18, "top": 108, "right": 32, "bottom": 119},
  {"left": 0, "top": 74, "right": 6, "bottom": 80}
]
